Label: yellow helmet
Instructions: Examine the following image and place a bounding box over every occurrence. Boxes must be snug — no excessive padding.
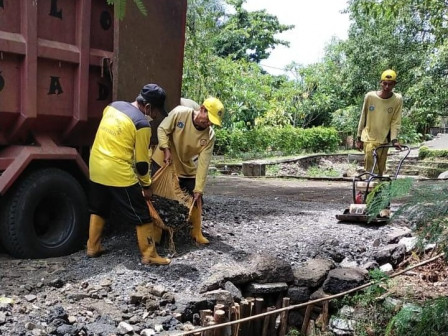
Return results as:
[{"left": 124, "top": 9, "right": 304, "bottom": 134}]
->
[
  {"left": 381, "top": 69, "right": 397, "bottom": 81},
  {"left": 203, "top": 97, "right": 225, "bottom": 126}
]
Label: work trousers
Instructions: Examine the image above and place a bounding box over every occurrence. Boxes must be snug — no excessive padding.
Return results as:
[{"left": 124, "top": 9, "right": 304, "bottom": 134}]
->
[{"left": 364, "top": 142, "right": 389, "bottom": 176}]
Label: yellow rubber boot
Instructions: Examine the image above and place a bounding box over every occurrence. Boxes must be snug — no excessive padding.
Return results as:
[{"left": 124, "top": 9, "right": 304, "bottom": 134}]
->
[
  {"left": 136, "top": 223, "right": 171, "bottom": 265},
  {"left": 153, "top": 225, "right": 163, "bottom": 244},
  {"left": 190, "top": 206, "right": 209, "bottom": 244},
  {"left": 86, "top": 214, "right": 106, "bottom": 257}
]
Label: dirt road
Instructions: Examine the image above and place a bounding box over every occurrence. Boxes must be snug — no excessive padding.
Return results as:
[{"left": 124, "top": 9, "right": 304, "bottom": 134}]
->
[{"left": 0, "top": 176, "right": 406, "bottom": 335}]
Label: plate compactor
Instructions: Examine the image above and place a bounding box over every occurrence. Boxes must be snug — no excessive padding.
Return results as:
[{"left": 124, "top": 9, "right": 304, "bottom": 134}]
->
[{"left": 336, "top": 144, "right": 410, "bottom": 224}]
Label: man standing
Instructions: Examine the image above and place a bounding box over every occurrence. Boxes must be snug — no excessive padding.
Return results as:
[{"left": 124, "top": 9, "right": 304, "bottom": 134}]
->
[
  {"left": 87, "top": 83, "right": 171, "bottom": 265},
  {"left": 151, "top": 97, "right": 225, "bottom": 244},
  {"left": 356, "top": 69, "right": 403, "bottom": 176}
]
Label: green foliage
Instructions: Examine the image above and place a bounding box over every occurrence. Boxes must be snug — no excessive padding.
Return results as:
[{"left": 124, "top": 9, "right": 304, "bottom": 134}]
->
[
  {"left": 331, "top": 105, "right": 361, "bottom": 136},
  {"left": 285, "top": 328, "right": 302, "bottom": 336},
  {"left": 386, "top": 297, "right": 448, "bottom": 336},
  {"left": 366, "top": 178, "right": 414, "bottom": 221},
  {"left": 214, "top": 0, "right": 294, "bottom": 63},
  {"left": 399, "top": 115, "right": 422, "bottom": 145},
  {"left": 334, "top": 270, "right": 394, "bottom": 336},
  {"left": 106, "top": 0, "right": 147, "bottom": 20},
  {"left": 393, "top": 182, "right": 448, "bottom": 258},
  {"left": 419, "top": 146, "right": 448, "bottom": 159},
  {"left": 306, "top": 166, "right": 340, "bottom": 178},
  {"left": 214, "top": 126, "right": 340, "bottom": 158}
]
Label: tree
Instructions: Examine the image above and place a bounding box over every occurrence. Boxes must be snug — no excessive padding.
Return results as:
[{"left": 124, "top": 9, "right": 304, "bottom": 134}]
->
[
  {"left": 106, "top": 0, "right": 147, "bottom": 20},
  {"left": 212, "top": 0, "right": 294, "bottom": 63}
]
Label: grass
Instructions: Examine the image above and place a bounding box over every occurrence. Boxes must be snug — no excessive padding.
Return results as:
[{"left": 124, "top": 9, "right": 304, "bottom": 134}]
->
[{"left": 306, "top": 166, "right": 341, "bottom": 178}]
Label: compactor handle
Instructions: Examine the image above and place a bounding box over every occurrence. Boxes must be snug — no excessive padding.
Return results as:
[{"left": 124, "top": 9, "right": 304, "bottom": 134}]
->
[{"left": 372, "top": 144, "right": 410, "bottom": 179}]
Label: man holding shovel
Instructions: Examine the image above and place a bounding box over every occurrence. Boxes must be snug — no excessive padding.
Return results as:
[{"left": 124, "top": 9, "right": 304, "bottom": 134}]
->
[{"left": 151, "top": 97, "right": 225, "bottom": 244}]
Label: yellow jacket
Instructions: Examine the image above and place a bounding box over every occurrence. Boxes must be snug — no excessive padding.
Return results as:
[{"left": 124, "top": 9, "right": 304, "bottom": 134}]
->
[
  {"left": 357, "top": 91, "right": 402, "bottom": 143},
  {"left": 89, "top": 101, "right": 151, "bottom": 188},
  {"left": 152, "top": 106, "right": 215, "bottom": 193}
]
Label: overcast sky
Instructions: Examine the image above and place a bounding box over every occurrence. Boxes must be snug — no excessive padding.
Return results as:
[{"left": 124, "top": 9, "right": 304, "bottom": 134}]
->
[{"left": 243, "top": 0, "right": 350, "bottom": 75}]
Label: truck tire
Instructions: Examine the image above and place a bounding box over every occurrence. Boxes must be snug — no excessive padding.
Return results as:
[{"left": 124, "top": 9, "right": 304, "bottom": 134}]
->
[{"left": 0, "top": 168, "right": 88, "bottom": 258}]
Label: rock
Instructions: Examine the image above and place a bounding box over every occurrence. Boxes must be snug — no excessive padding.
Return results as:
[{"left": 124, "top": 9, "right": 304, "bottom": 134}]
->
[
  {"left": 288, "top": 310, "right": 304, "bottom": 328},
  {"left": 160, "top": 292, "right": 175, "bottom": 305},
  {"left": 438, "top": 171, "right": 448, "bottom": 179},
  {"left": 338, "top": 305, "right": 355, "bottom": 318},
  {"left": 398, "top": 236, "right": 418, "bottom": 252},
  {"left": 385, "top": 227, "right": 412, "bottom": 244},
  {"left": 340, "top": 258, "right": 358, "bottom": 268},
  {"left": 293, "top": 258, "right": 334, "bottom": 289},
  {"left": 24, "top": 295, "right": 37, "bottom": 302},
  {"left": 253, "top": 254, "right": 294, "bottom": 283},
  {"left": 0, "top": 312, "right": 6, "bottom": 325},
  {"left": 383, "top": 297, "right": 402, "bottom": 311},
  {"left": 374, "top": 244, "right": 406, "bottom": 266},
  {"left": 199, "top": 262, "right": 258, "bottom": 293},
  {"left": 287, "top": 286, "right": 310, "bottom": 304},
  {"left": 202, "top": 289, "right": 234, "bottom": 306},
  {"left": 117, "top": 321, "right": 134, "bottom": 334},
  {"left": 361, "top": 261, "right": 379, "bottom": 271},
  {"left": 146, "top": 299, "right": 160, "bottom": 312},
  {"left": 48, "top": 278, "right": 64, "bottom": 288},
  {"left": 379, "top": 263, "right": 394, "bottom": 274},
  {"left": 154, "top": 324, "right": 164, "bottom": 332},
  {"left": 323, "top": 268, "right": 367, "bottom": 294},
  {"left": 141, "top": 328, "right": 156, "bottom": 336},
  {"left": 151, "top": 285, "right": 167, "bottom": 297},
  {"left": 246, "top": 282, "right": 288, "bottom": 295},
  {"left": 330, "top": 317, "right": 355, "bottom": 336},
  {"left": 224, "top": 281, "right": 243, "bottom": 302},
  {"left": 56, "top": 324, "right": 76, "bottom": 335}
]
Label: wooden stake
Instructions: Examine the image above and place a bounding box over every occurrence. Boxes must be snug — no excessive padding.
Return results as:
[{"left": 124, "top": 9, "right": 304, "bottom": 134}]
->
[
  {"left": 261, "top": 306, "right": 275, "bottom": 336},
  {"left": 239, "top": 299, "right": 251, "bottom": 335},
  {"left": 214, "top": 304, "right": 226, "bottom": 313},
  {"left": 301, "top": 304, "right": 314, "bottom": 335},
  {"left": 269, "top": 306, "right": 276, "bottom": 336},
  {"left": 254, "top": 297, "right": 264, "bottom": 336},
  {"left": 321, "top": 301, "right": 329, "bottom": 331},
  {"left": 203, "top": 321, "right": 216, "bottom": 336},
  {"left": 278, "top": 297, "right": 290, "bottom": 336},
  {"left": 231, "top": 303, "right": 240, "bottom": 336},
  {"left": 306, "top": 319, "right": 316, "bottom": 336},
  {"left": 213, "top": 309, "right": 226, "bottom": 336},
  {"left": 246, "top": 297, "right": 255, "bottom": 336},
  {"left": 200, "top": 309, "right": 213, "bottom": 327}
]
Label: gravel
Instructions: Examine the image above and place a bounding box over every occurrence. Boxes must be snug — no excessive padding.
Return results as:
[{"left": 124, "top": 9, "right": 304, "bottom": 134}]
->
[{"left": 0, "top": 176, "right": 412, "bottom": 335}]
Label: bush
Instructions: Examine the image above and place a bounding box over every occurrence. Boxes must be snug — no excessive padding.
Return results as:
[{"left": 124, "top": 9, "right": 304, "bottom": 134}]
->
[
  {"left": 214, "top": 126, "right": 340, "bottom": 158},
  {"left": 386, "top": 297, "right": 448, "bottom": 336},
  {"left": 419, "top": 146, "right": 448, "bottom": 160}
]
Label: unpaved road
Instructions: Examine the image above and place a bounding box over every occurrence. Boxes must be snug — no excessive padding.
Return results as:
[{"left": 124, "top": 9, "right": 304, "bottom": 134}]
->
[{"left": 0, "top": 176, "right": 408, "bottom": 335}]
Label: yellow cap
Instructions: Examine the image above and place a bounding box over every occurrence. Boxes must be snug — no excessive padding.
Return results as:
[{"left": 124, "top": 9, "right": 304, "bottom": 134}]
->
[
  {"left": 203, "top": 97, "right": 224, "bottom": 126},
  {"left": 381, "top": 69, "right": 397, "bottom": 81}
]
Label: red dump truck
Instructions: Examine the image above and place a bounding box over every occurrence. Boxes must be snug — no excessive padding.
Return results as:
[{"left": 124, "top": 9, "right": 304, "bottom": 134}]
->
[{"left": 0, "top": 0, "right": 187, "bottom": 259}]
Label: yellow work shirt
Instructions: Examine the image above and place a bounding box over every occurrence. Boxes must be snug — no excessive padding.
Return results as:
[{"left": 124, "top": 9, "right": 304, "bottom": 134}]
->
[
  {"left": 152, "top": 106, "right": 215, "bottom": 193},
  {"left": 357, "top": 91, "right": 403, "bottom": 143},
  {"left": 89, "top": 101, "right": 151, "bottom": 188}
]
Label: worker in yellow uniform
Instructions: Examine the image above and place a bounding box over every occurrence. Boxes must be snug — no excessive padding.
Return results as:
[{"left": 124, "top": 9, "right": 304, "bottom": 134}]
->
[
  {"left": 356, "top": 69, "right": 403, "bottom": 176},
  {"left": 151, "top": 97, "right": 225, "bottom": 244},
  {"left": 87, "top": 83, "right": 171, "bottom": 265}
]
